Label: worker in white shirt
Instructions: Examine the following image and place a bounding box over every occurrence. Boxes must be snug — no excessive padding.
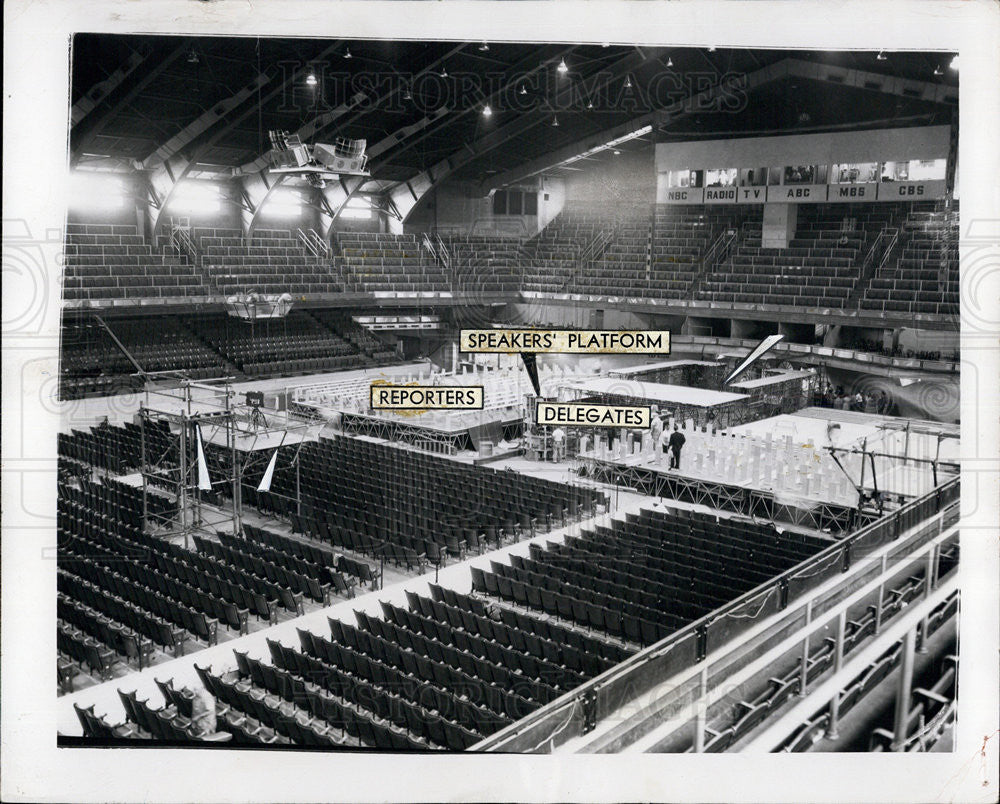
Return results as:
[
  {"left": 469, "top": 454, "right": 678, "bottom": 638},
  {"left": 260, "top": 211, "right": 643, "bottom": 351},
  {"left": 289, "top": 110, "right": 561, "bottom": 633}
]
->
[{"left": 552, "top": 427, "right": 566, "bottom": 462}]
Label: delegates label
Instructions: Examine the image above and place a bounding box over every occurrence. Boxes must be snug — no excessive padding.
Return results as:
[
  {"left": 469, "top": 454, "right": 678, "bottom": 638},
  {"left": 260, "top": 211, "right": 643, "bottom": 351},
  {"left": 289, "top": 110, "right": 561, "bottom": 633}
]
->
[
  {"left": 370, "top": 385, "right": 484, "bottom": 410},
  {"left": 460, "top": 329, "right": 670, "bottom": 354},
  {"left": 537, "top": 402, "right": 651, "bottom": 428}
]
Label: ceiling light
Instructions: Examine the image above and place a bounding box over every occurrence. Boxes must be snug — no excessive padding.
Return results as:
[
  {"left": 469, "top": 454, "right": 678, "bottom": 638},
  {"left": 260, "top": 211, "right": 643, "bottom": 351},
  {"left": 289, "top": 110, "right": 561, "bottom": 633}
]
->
[
  {"left": 708, "top": 46, "right": 717, "bottom": 53},
  {"left": 305, "top": 73, "right": 318, "bottom": 86},
  {"left": 613, "top": 149, "right": 621, "bottom": 155},
  {"left": 519, "top": 85, "right": 528, "bottom": 95},
  {"left": 440, "top": 66, "right": 449, "bottom": 78},
  {"left": 666, "top": 57, "right": 673, "bottom": 67},
  {"left": 187, "top": 50, "right": 199, "bottom": 64},
  {"left": 586, "top": 99, "right": 594, "bottom": 109},
  {"left": 479, "top": 42, "right": 489, "bottom": 51},
  {"left": 601, "top": 42, "right": 610, "bottom": 48},
  {"left": 482, "top": 104, "right": 492, "bottom": 117},
  {"left": 403, "top": 87, "right": 412, "bottom": 100},
  {"left": 876, "top": 50, "right": 887, "bottom": 61},
  {"left": 949, "top": 54, "right": 959, "bottom": 71},
  {"left": 552, "top": 115, "right": 559, "bottom": 127},
  {"left": 557, "top": 58, "right": 569, "bottom": 74},
  {"left": 934, "top": 64, "right": 944, "bottom": 76},
  {"left": 624, "top": 75, "right": 633, "bottom": 89}
]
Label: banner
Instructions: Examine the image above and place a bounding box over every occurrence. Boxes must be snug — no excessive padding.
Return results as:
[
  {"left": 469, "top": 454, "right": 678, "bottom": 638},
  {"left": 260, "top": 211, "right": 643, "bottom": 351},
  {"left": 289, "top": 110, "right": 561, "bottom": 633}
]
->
[
  {"left": 827, "top": 183, "right": 878, "bottom": 203},
  {"left": 876, "top": 180, "right": 947, "bottom": 201},
  {"left": 194, "top": 425, "right": 211, "bottom": 491},
  {"left": 257, "top": 449, "right": 278, "bottom": 493}
]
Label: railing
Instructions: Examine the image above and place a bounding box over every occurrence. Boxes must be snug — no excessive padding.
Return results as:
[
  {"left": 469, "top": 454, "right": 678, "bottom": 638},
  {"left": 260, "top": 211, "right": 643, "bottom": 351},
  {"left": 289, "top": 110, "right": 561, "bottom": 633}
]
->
[
  {"left": 701, "top": 227, "right": 738, "bottom": 272},
  {"left": 473, "top": 475, "right": 960, "bottom": 752},
  {"left": 670, "top": 333, "right": 959, "bottom": 374},
  {"left": 878, "top": 226, "right": 900, "bottom": 275},
  {"left": 169, "top": 224, "right": 200, "bottom": 266},
  {"left": 296, "top": 228, "right": 330, "bottom": 258}
]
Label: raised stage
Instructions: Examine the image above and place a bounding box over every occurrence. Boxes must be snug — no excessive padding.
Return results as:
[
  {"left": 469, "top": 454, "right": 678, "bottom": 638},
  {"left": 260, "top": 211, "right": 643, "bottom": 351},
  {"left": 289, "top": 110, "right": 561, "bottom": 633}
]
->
[
  {"left": 559, "top": 377, "right": 753, "bottom": 428},
  {"left": 574, "top": 408, "right": 957, "bottom": 532}
]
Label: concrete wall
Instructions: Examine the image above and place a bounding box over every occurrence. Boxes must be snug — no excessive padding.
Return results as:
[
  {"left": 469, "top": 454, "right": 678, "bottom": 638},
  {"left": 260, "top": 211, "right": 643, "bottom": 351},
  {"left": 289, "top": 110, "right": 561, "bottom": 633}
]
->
[{"left": 565, "top": 145, "right": 656, "bottom": 206}]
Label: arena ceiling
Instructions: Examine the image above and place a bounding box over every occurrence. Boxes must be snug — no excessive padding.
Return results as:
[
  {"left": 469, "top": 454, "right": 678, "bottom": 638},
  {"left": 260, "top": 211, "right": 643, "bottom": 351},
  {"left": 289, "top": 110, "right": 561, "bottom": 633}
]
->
[{"left": 70, "top": 34, "right": 958, "bottom": 196}]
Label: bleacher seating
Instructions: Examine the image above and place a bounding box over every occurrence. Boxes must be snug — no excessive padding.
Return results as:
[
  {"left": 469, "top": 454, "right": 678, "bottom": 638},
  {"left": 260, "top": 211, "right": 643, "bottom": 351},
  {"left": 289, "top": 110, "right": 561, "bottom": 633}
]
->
[
  {"left": 59, "top": 314, "right": 233, "bottom": 399},
  {"left": 62, "top": 223, "right": 211, "bottom": 304},
  {"left": 439, "top": 234, "right": 524, "bottom": 295},
  {"left": 861, "top": 203, "right": 959, "bottom": 316},
  {"left": 193, "top": 227, "right": 342, "bottom": 296},
  {"left": 336, "top": 232, "right": 450, "bottom": 293},
  {"left": 180, "top": 310, "right": 366, "bottom": 376}
]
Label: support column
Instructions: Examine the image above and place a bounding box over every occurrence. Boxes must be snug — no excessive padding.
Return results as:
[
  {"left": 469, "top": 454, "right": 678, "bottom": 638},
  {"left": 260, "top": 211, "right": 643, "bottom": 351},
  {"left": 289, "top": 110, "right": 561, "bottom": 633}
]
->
[
  {"left": 890, "top": 628, "right": 917, "bottom": 751},
  {"left": 825, "top": 610, "right": 847, "bottom": 740},
  {"left": 762, "top": 203, "right": 798, "bottom": 249},
  {"left": 693, "top": 666, "right": 708, "bottom": 753}
]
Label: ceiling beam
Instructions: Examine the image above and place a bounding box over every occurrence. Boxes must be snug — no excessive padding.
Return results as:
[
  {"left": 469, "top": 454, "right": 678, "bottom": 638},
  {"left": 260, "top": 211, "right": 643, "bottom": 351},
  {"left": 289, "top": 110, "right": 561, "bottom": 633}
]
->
[
  {"left": 71, "top": 39, "right": 194, "bottom": 165},
  {"left": 386, "top": 47, "right": 662, "bottom": 223},
  {"left": 143, "top": 42, "right": 344, "bottom": 237},
  {"left": 298, "top": 43, "right": 467, "bottom": 146},
  {"left": 373, "top": 44, "right": 577, "bottom": 172},
  {"left": 140, "top": 72, "right": 273, "bottom": 169},
  {"left": 71, "top": 47, "right": 150, "bottom": 127}
]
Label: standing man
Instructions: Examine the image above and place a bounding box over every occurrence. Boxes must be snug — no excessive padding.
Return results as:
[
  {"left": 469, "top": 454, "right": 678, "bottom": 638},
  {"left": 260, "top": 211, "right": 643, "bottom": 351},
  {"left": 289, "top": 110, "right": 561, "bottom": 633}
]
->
[
  {"left": 668, "top": 424, "right": 686, "bottom": 470},
  {"left": 649, "top": 406, "right": 664, "bottom": 455},
  {"left": 551, "top": 427, "right": 566, "bottom": 462}
]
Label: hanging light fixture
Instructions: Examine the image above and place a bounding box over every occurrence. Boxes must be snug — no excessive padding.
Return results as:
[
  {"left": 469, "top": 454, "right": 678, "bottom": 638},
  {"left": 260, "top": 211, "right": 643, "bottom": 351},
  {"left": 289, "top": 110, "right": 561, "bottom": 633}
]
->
[
  {"left": 624, "top": 75, "right": 633, "bottom": 89},
  {"left": 344, "top": 47, "right": 353, "bottom": 59},
  {"left": 519, "top": 85, "right": 528, "bottom": 95},
  {"left": 552, "top": 115, "right": 560, "bottom": 127},
  {"left": 403, "top": 86, "right": 412, "bottom": 100},
  {"left": 440, "top": 65, "right": 449, "bottom": 78},
  {"left": 613, "top": 149, "right": 621, "bottom": 156},
  {"left": 666, "top": 56, "right": 673, "bottom": 68},
  {"left": 876, "top": 50, "right": 887, "bottom": 61},
  {"left": 586, "top": 99, "right": 594, "bottom": 109},
  {"left": 934, "top": 64, "right": 944, "bottom": 76},
  {"left": 482, "top": 104, "right": 492, "bottom": 117},
  {"left": 187, "top": 50, "right": 199, "bottom": 64},
  {"left": 557, "top": 58, "right": 569, "bottom": 74},
  {"left": 305, "top": 72, "right": 318, "bottom": 87},
  {"left": 479, "top": 42, "right": 489, "bottom": 52}
]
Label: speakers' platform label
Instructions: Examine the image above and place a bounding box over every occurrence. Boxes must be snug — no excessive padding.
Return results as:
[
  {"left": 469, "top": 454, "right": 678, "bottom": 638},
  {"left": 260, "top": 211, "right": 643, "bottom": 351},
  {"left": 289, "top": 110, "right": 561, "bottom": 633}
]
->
[
  {"left": 370, "top": 385, "right": 484, "bottom": 410},
  {"left": 537, "top": 402, "right": 651, "bottom": 428},
  {"left": 460, "top": 329, "right": 670, "bottom": 354}
]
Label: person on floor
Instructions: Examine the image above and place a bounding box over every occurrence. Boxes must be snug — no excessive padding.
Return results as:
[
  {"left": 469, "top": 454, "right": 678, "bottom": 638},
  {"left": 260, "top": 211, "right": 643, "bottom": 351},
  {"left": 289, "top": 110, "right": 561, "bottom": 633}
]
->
[
  {"left": 668, "top": 424, "right": 686, "bottom": 470},
  {"left": 191, "top": 686, "right": 218, "bottom": 737}
]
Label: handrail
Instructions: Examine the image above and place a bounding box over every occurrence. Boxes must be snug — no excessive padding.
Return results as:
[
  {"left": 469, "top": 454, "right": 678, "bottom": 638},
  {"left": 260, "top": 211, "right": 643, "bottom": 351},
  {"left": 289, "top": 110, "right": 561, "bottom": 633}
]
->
[
  {"left": 474, "top": 475, "right": 960, "bottom": 752},
  {"left": 296, "top": 228, "right": 330, "bottom": 258},
  {"left": 701, "top": 226, "right": 738, "bottom": 272},
  {"left": 169, "top": 225, "right": 199, "bottom": 266},
  {"left": 878, "top": 227, "right": 900, "bottom": 274},
  {"left": 668, "top": 333, "right": 959, "bottom": 374}
]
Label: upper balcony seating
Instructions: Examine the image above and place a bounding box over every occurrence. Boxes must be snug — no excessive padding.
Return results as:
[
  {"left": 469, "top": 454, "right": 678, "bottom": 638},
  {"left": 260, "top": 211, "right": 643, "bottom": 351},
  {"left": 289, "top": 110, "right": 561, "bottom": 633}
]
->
[
  {"left": 860, "top": 203, "right": 959, "bottom": 316},
  {"left": 63, "top": 223, "right": 211, "bottom": 303},
  {"left": 191, "top": 227, "right": 341, "bottom": 297},
  {"left": 336, "top": 232, "right": 450, "bottom": 293}
]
